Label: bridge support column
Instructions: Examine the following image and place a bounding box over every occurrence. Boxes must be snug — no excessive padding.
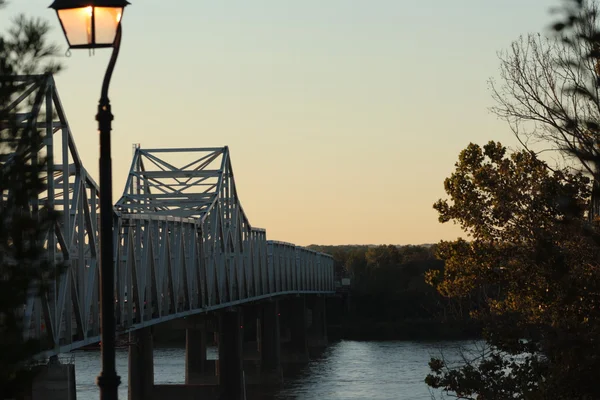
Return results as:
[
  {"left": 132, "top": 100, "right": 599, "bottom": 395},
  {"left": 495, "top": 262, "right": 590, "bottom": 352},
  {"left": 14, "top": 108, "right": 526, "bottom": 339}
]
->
[
  {"left": 260, "top": 300, "right": 282, "bottom": 383},
  {"left": 31, "top": 359, "right": 76, "bottom": 400},
  {"left": 218, "top": 309, "right": 245, "bottom": 400},
  {"left": 241, "top": 305, "right": 260, "bottom": 361},
  {"left": 240, "top": 306, "right": 260, "bottom": 384},
  {"left": 185, "top": 328, "right": 209, "bottom": 384},
  {"left": 309, "top": 296, "right": 328, "bottom": 348},
  {"left": 286, "top": 296, "right": 309, "bottom": 363},
  {"left": 128, "top": 327, "right": 154, "bottom": 400}
]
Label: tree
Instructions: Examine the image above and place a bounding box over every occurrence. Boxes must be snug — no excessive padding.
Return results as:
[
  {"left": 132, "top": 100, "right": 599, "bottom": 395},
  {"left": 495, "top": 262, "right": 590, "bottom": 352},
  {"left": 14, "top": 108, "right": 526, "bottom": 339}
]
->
[
  {"left": 0, "top": 9, "right": 62, "bottom": 399},
  {"left": 364, "top": 245, "right": 402, "bottom": 268},
  {"left": 426, "top": 141, "right": 600, "bottom": 399},
  {"left": 0, "top": 14, "right": 62, "bottom": 76},
  {"left": 490, "top": 0, "right": 600, "bottom": 219},
  {"left": 346, "top": 248, "right": 367, "bottom": 280}
]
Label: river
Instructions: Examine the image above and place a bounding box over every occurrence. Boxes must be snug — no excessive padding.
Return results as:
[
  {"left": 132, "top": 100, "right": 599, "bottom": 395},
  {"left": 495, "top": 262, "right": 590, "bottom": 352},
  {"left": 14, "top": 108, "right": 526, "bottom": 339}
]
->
[{"left": 72, "top": 340, "right": 471, "bottom": 399}]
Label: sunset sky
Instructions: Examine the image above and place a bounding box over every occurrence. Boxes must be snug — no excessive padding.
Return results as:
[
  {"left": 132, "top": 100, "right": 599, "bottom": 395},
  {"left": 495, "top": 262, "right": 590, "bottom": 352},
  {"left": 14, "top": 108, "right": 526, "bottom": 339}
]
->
[{"left": 1, "top": 0, "right": 560, "bottom": 246}]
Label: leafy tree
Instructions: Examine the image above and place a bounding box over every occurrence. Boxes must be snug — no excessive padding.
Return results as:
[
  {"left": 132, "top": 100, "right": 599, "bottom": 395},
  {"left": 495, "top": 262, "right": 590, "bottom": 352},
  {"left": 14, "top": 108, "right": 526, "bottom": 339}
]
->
[
  {"left": 490, "top": 0, "right": 600, "bottom": 216},
  {"left": 345, "top": 248, "right": 367, "bottom": 279},
  {"left": 426, "top": 1, "right": 600, "bottom": 396},
  {"left": 398, "top": 245, "right": 434, "bottom": 263},
  {"left": 364, "top": 244, "right": 402, "bottom": 268},
  {"left": 426, "top": 141, "right": 600, "bottom": 399},
  {"left": 0, "top": 8, "right": 62, "bottom": 399},
  {"left": 312, "top": 243, "right": 463, "bottom": 339}
]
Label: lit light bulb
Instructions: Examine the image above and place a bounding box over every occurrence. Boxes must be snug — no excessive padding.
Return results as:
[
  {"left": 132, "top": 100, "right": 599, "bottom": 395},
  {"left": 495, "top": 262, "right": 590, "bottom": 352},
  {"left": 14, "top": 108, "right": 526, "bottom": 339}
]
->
[{"left": 85, "top": 6, "right": 93, "bottom": 44}]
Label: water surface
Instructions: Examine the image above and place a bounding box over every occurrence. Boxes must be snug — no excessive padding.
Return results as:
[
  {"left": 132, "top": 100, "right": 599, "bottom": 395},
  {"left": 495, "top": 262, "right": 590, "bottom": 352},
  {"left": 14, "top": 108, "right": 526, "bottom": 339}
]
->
[{"left": 73, "top": 340, "right": 470, "bottom": 399}]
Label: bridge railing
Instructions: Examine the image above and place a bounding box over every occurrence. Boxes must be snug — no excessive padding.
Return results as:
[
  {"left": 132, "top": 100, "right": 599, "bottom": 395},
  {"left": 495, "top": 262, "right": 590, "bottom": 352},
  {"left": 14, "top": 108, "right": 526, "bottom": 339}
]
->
[
  {"left": 267, "top": 241, "right": 334, "bottom": 294},
  {"left": 113, "top": 214, "right": 334, "bottom": 332},
  {"left": 26, "top": 213, "right": 334, "bottom": 353}
]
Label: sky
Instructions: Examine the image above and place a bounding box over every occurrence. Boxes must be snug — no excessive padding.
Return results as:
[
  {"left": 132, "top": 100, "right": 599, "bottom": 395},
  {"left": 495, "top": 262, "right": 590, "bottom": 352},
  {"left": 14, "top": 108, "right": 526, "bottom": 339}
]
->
[{"left": 1, "top": 0, "right": 562, "bottom": 246}]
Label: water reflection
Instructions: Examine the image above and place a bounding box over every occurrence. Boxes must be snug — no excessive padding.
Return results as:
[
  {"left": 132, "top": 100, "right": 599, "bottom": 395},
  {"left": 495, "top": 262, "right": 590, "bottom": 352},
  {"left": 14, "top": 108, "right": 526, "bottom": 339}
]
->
[{"left": 73, "top": 340, "right": 474, "bottom": 400}]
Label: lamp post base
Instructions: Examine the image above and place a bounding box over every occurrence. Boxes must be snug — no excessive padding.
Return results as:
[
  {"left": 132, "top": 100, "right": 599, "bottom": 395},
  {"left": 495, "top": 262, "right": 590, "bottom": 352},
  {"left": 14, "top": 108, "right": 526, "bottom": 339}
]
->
[{"left": 96, "top": 373, "right": 121, "bottom": 400}]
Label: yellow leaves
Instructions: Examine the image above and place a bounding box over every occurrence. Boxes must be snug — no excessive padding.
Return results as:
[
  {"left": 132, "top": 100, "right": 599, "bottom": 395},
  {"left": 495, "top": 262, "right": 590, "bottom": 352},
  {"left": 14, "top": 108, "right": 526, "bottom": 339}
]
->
[
  {"left": 435, "top": 141, "right": 590, "bottom": 244},
  {"left": 431, "top": 142, "right": 600, "bottom": 347},
  {"left": 424, "top": 269, "right": 440, "bottom": 287},
  {"left": 483, "top": 141, "right": 508, "bottom": 162}
]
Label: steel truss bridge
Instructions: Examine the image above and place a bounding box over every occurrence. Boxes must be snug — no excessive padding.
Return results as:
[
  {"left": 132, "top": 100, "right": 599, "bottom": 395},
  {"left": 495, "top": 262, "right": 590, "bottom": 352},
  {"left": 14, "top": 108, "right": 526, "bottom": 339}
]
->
[{"left": 3, "top": 75, "right": 334, "bottom": 356}]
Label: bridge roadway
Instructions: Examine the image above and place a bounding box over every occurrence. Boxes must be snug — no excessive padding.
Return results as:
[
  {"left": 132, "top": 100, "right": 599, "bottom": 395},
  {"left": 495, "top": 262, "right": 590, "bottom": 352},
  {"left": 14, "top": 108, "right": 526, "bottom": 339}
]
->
[{"left": 5, "top": 75, "right": 334, "bottom": 380}]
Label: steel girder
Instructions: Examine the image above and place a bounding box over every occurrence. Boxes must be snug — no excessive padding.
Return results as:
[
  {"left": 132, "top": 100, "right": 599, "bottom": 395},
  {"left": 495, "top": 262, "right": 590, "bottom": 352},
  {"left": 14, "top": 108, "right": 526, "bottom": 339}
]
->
[
  {"left": 5, "top": 76, "right": 334, "bottom": 357},
  {"left": 1, "top": 75, "right": 102, "bottom": 352},
  {"left": 113, "top": 148, "right": 336, "bottom": 331}
]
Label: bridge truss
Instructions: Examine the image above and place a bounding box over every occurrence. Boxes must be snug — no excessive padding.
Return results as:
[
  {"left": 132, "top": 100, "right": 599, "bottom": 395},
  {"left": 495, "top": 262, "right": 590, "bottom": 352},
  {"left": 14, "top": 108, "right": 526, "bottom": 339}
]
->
[{"left": 1, "top": 75, "right": 334, "bottom": 356}]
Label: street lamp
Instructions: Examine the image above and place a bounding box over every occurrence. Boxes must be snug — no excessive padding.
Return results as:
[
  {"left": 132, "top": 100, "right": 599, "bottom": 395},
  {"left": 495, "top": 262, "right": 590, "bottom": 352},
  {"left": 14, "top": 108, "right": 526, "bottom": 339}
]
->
[{"left": 49, "top": 1, "right": 130, "bottom": 400}]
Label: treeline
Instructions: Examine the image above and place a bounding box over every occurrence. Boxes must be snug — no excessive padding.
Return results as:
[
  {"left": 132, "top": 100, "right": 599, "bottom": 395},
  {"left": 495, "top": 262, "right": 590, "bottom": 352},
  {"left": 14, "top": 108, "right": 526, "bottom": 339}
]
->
[{"left": 308, "top": 244, "right": 479, "bottom": 340}]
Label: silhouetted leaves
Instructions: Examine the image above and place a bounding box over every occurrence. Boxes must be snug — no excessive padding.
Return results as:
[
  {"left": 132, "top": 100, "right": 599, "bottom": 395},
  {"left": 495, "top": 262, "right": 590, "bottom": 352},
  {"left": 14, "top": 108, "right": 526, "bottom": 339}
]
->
[
  {"left": 0, "top": 12, "right": 63, "bottom": 399},
  {"left": 428, "top": 141, "right": 600, "bottom": 399},
  {"left": 436, "top": 0, "right": 600, "bottom": 395},
  {"left": 309, "top": 244, "right": 470, "bottom": 339},
  {"left": 490, "top": 2, "right": 600, "bottom": 192}
]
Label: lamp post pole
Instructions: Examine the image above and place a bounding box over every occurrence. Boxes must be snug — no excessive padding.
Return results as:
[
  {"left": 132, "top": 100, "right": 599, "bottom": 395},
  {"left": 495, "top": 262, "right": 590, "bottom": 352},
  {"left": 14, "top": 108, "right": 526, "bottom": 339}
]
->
[
  {"left": 49, "top": 3, "right": 130, "bottom": 399},
  {"left": 96, "top": 25, "right": 122, "bottom": 400}
]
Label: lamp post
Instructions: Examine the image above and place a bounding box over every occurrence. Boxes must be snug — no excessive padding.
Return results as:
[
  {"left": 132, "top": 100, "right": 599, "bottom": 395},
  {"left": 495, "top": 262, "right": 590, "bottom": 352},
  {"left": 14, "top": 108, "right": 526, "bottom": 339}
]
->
[{"left": 49, "top": 1, "right": 130, "bottom": 399}]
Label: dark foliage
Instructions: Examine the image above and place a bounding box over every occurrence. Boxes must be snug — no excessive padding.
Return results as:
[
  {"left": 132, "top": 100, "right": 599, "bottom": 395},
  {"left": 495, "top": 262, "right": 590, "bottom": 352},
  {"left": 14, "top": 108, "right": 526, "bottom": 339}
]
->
[
  {"left": 427, "top": 141, "right": 600, "bottom": 399},
  {"left": 308, "top": 244, "right": 475, "bottom": 340},
  {"left": 0, "top": 11, "right": 63, "bottom": 399},
  {"left": 424, "top": 1, "right": 600, "bottom": 398}
]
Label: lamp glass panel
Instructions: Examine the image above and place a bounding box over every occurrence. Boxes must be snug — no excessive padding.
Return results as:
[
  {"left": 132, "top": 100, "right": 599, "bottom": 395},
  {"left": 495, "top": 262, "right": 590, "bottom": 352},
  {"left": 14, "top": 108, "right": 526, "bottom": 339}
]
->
[
  {"left": 94, "top": 7, "right": 123, "bottom": 45},
  {"left": 57, "top": 7, "right": 93, "bottom": 46}
]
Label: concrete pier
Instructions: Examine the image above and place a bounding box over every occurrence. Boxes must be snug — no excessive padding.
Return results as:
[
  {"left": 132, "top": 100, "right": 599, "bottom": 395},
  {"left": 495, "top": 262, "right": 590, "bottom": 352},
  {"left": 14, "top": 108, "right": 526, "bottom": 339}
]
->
[
  {"left": 260, "top": 300, "right": 283, "bottom": 383},
  {"left": 128, "top": 327, "right": 154, "bottom": 400},
  {"left": 121, "top": 296, "right": 329, "bottom": 399},
  {"left": 286, "top": 296, "right": 309, "bottom": 363},
  {"left": 218, "top": 309, "right": 245, "bottom": 400},
  {"left": 309, "top": 296, "right": 328, "bottom": 348},
  {"left": 186, "top": 328, "right": 209, "bottom": 383},
  {"left": 31, "top": 360, "right": 76, "bottom": 400}
]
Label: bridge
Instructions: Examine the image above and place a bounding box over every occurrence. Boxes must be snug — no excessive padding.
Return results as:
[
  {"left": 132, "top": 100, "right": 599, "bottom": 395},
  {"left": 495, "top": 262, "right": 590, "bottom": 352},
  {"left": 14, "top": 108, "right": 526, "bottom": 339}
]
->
[{"left": 5, "top": 75, "right": 335, "bottom": 400}]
